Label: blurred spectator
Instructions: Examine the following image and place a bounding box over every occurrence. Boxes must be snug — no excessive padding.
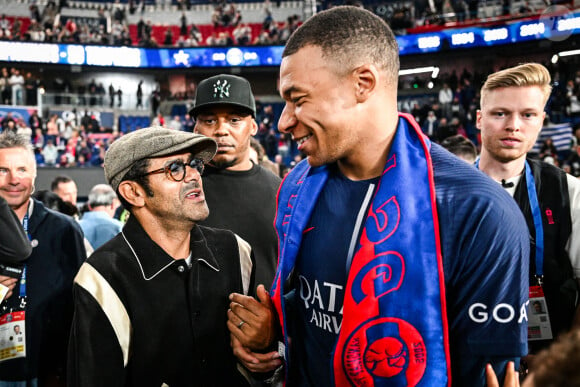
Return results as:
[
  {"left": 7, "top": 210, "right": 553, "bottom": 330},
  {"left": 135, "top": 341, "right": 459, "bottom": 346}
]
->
[
  {"left": 16, "top": 119, "right": 32, "bottom": 142},
  {"left": 167, "top": 115, "right": 182, "bottom": 131},
  {"left": 28, "top": 111, "right": 42, "bottom": 132},
  {"left": 9, "top": 68, "right": 24, "bottom": 106},
  {"left": 0, "top": 14, "right": 11, "bottom": 38},
  {"left": 422, "top": 110, "right": 439, "bottom": 139},
  {"left": 151, "top": 87, "right": 161, "bottom": 116},
  {"left": 539, "top": 137, "right": 559, "bottom": 162},
  {"left": 151, "top": 112, "right": 165, "bottom": 127},
  {"left": 179, "top": 12, "right": 187, "bottom": 37},
  {"left": 162, "top": 26, "right": 173, "bottom": 46},
  {"left": 233, "top": 23, "right": 252, "bottom": 45},
  {"left": 42, "top": 138, "right": 58, "bottom": 166},
  {"left": 136, "top": 80, "right": 143, "bottom": 109},
  {"left": 29, "top": 5, "right": 41, "bottom": 24},
  {"left": 2, "top": 119, "right": 16, "bottom": 133},
  {"left": 441, "top": 134, "right": 477, "bottom": 164},
  {"left": 567, "top": 80, "right": 580, "bottom": 125},
  {"left": 439, "top": 83, "right": 453, "bottom": 118},
  {"left": 79, "top": 184, "right": 123, "bottom": 250},
  {"left": 0, "top": 68, "right": 8, "bottom": 105},
  {"left": 51, "top": 175, "right": 78, "bottom": 207},
  {"left": 31, "top": 128, "right": 44, "bottom": 150},
  {"left": 182, "top": 113, "right": 194, "bottom": 132},
  {"left": 565, "top": 139, "right": 580, "bottom": 175},
  {"left": 1, "top": 112, "right": 15, "bottom": 132},
  {"left": 264, "top": 128, "right": 278, "bottom": 160},
  {"left": 109, "top": 83, "right": 115, "bottom": 108},
  {"left": 273, "top": 153, "right": 287, "bottom": 177},
  {"left": 116, "top": 87, "right": 122, "bottom": 107},
  {"left": 249, "top": 137, "right": 279, "bottom": 175},
  {"left": 24, "top": 72, "right": 38, "bottom": 106},
  {"left": 89, "top": 143, "right": 105, "bottom": 166},
  {"left": 186, "top": 24, "right": 202, "bottom": 46}
]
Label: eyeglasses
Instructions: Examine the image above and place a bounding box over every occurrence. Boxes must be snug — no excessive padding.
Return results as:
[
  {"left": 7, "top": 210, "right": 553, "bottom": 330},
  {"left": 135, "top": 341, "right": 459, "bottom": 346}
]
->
[{"left": 139, "top": 158, "right": 205, "bottom": 182}]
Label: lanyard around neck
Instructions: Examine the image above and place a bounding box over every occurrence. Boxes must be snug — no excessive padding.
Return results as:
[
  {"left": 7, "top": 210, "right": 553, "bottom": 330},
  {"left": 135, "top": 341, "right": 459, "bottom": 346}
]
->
[
  {"left": 19, "top": 214, "right": 29, "bottom": 300},
  {"left": 525, "top": 161, "right": 544, "bottom": 278},
  {"left": 475, "top": 160, "right": 544, "bottom": 277}
]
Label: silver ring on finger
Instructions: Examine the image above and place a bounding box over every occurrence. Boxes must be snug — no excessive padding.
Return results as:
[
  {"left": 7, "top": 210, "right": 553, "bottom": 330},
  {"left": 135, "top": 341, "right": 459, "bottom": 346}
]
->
[{"left": 238, "top": 320, "right": 245, "bottom": 328}]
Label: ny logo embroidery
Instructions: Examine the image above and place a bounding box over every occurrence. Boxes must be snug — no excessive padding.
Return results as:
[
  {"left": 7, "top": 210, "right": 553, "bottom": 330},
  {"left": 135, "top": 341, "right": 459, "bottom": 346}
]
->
[{"left": 212, "top": 80, "right": 231, "bottom": 99}]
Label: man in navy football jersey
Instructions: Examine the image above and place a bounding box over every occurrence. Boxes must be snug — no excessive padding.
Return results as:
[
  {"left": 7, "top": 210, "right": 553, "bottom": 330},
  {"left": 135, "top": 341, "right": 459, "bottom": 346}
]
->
[{"left": 226, "top": 6, "right": 530, "bottom": 386}]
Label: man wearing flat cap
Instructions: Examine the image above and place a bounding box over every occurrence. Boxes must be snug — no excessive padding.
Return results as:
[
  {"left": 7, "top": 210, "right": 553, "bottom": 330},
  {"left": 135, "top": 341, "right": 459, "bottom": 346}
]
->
[
  {"left": 191, "top": 74, "right": 280, "bottom": 309},
  {"left": 67, "top": 127, "right": 254, "bottom": 386}
]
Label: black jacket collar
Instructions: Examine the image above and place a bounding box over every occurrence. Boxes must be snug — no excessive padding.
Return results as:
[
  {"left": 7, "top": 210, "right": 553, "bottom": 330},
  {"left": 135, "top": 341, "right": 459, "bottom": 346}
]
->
[{"left": 121, "top": 216, "right": 220, "bottom": 279}]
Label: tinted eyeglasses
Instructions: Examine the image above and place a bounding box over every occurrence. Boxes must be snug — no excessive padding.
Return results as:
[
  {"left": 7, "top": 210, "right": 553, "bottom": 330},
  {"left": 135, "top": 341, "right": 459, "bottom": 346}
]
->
[{"left": 140, "top": 158, "right": 205, "bottom": 182}]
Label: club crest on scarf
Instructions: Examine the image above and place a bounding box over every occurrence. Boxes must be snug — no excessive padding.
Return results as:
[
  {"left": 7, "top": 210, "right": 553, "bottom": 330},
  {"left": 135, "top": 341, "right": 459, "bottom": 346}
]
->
[
  {"left": 343, "top": 318, "right": 426, "bottom": 385},
  {"left": 340, "top": 171, "right": 427, "bottom": 386}
]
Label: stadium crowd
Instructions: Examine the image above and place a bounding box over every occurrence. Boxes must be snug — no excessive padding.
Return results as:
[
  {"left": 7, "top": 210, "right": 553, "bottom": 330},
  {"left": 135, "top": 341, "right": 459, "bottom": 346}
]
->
[
  {"left": 2, "top": 52, "right": 580, "bottom": 178},
  {"left": 0, "top": 0, "right": 561, "bottom": 47}
]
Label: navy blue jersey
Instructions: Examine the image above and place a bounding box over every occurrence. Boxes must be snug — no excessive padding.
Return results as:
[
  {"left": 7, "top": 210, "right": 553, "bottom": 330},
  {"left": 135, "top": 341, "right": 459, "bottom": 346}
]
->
[{"left": 288, "top": 144, "right": 529, "bottom": 386}]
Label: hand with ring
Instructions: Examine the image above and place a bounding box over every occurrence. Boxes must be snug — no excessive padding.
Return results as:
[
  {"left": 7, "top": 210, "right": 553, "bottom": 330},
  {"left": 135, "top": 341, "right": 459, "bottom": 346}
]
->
[{"left": 227, "top": 284, "right": 277, "bottom": 351}]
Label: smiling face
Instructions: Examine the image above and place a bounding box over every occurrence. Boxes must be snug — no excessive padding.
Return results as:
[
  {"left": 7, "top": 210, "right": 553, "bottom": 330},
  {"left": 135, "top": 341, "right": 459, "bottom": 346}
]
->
[
  {"left": 278, "top": 45, "right": 361, "bottom": 168},
  {"left": 477, "top": 86, "right": 546, "bottom": 164},
  {"left": 0, "top": 147, "right": 36, "bottom": 219},
  {"left": 141, "top": 151, "right": 209, "bottom": 226},
  {"left": 194, "top": 106, "right": 257, "bottom": 171}
]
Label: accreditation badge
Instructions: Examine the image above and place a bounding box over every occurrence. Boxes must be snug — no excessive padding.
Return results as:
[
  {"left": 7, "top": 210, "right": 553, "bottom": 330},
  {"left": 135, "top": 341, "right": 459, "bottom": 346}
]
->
[
  {"left": 0, "top": 311, "right": 26, "bottom": 362},
  {"left": 527, "top": 286, "right": 553, "bottom": 341}
]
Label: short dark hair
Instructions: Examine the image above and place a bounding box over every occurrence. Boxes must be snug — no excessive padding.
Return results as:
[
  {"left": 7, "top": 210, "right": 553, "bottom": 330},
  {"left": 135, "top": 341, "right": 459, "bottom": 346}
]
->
[
  {"left": 440, "top": 135, "right": 477, "bottom": 161},
  {"left": 283, "top": 6, "right": 399, "bottom": 84},
  {"left": 50, "top": 175, "right": 73, "bottom": 191},
  {"left": 116, "top": 158, "right": 154, "bottom": 212}
]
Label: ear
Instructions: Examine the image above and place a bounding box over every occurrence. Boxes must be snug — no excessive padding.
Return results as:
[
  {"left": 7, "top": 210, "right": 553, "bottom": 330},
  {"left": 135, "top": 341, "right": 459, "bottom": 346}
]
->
[
  {"left": 250, "top": 118, "right": 258, "bottom": 136},
  {"left": 118, "top": 181, "right": 146, "bottom": 209},
  {"left": 475, "top": 110, "right": 482, "bottom": 130},
  {"left": 353, "top": 64, "right": 378, "bottom": 103}
]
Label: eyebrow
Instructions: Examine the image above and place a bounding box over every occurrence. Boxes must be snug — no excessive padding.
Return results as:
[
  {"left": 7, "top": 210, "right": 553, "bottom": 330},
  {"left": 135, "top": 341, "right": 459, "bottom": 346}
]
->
[{"left": 281, "top": 85, "right": 302, "bottom": 99}]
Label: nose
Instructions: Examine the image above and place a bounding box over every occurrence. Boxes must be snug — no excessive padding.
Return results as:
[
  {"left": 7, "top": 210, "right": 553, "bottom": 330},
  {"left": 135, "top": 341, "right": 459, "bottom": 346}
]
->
[
  {"left": 506, "top": 115, "right": 521, "bottom": 132},
  {"left": 184, "top": 164, "right": 202, "bottom": 182},
  {"left": 278, "top": 103, "right": 297, "bottom": 134},
  {"left": 7, "top": 170, "right": 19, "bottom": 185},
  {"left": 214, "top": 118, "right": 231, "bottom": 137}
]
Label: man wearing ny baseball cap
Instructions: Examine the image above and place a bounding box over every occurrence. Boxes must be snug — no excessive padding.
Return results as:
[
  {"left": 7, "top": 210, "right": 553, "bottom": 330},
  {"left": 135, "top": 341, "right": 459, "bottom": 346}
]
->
[
  {"left": 68, "top": 126, "right": 255, "bottom": 386},
  {"left": 191, "top": 75, "right": 281, "bottom": 310}
]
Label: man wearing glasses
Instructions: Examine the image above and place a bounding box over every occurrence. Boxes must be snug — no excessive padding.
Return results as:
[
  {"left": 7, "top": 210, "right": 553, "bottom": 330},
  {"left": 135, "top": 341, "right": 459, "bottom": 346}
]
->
[{"left": 67, "top": 127, "right": 254, "bottom": 387}]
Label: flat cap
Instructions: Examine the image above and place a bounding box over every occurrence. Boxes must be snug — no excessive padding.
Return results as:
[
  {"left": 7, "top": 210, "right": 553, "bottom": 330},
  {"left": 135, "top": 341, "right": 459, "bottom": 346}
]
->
[
  {"left": 189, "top": 74, "right": 256, "bottom": 118},
  {"left": 104, "top": 126, "right": 217, "bottom": 191}
]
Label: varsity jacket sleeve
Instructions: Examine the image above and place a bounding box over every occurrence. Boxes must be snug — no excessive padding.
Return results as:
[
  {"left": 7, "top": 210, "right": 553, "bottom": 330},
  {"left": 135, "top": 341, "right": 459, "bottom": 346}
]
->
[
  {"left": 68, "top": 263, "right": 129, "bottom": 387},
  {"left": 235, "top": 234, "right": 254, "bottom": 296},
  {"left": 565, "top": 174, "right": 580, "bottom": 278}
]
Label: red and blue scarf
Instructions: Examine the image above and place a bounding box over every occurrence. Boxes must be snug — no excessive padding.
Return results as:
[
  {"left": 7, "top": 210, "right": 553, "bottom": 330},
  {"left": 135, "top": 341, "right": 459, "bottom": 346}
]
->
[{"left": 272, "top": 113, "right": 450, "bottom": 386}]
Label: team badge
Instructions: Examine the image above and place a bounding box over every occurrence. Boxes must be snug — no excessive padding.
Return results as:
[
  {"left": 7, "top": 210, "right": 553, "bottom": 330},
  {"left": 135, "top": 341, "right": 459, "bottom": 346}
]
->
[{"left": 342, "top": 318, "right": 427, "bottom": 386}]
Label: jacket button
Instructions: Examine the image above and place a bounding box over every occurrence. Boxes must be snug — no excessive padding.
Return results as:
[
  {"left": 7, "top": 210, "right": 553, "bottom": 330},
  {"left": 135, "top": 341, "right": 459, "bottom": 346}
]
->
[{"left": 177, "top": 265, "right": 185, "bottom": 273}]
